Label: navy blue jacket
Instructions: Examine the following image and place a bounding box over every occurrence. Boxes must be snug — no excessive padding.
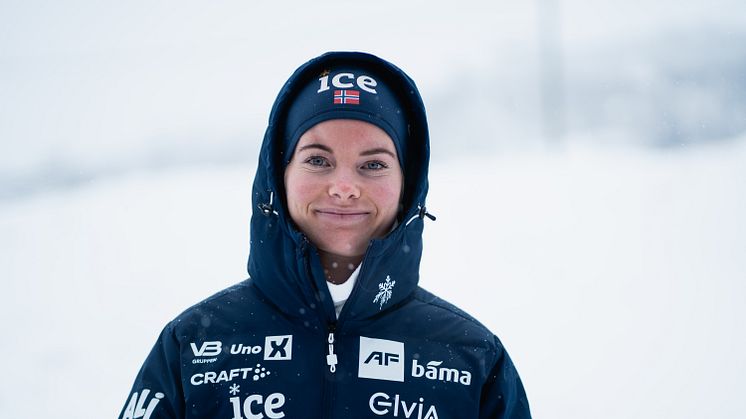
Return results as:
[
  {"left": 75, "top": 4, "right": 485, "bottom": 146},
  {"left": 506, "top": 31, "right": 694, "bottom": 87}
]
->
[{"left": 119, "top": 52, "right": 531, "bottom": 419}]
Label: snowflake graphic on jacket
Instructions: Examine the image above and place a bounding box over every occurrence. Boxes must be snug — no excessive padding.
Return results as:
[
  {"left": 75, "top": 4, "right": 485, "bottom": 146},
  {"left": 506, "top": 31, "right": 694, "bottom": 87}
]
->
[{"left": 373, "top": 275, "right": 396, "bottom": 309}]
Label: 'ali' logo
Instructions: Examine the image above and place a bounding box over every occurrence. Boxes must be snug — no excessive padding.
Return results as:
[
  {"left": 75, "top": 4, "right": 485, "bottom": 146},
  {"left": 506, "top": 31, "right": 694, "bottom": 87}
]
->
[
  {"left": 373, "top": 276, "right": 396, "bottom": 309},
  {"left": 121, "top": 389, "right": 164, "bottom": 419}
]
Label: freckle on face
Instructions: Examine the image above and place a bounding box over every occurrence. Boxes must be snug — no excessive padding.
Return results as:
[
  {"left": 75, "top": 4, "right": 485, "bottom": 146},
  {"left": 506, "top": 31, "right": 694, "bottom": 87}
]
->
[{"left": 284, "top": 119, "right": 403, "bottom": 257}]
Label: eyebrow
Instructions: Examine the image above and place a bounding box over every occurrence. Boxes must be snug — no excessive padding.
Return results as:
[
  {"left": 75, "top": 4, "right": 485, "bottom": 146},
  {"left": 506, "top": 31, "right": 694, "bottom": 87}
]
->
[
  {"left": 360, "top": 147, "right": 397, "bottom": 159},
  {"left": 296, "top": 143, "right": 332, "bottom": 154},
  {"left": 296, "top": 143, "right": 397, "bottom": 159}
]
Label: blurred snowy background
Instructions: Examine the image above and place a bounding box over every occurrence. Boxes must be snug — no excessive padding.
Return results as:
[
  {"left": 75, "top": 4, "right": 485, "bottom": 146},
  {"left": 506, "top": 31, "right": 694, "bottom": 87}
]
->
[{"left": 1, "top": 0, "right": 745, "bottom": 418}]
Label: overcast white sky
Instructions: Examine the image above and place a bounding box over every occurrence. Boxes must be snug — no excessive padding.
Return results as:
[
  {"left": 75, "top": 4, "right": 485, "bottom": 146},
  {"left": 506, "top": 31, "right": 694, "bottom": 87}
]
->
[{"left": 2, "top": 0, "right": 746, "bottom": 191}]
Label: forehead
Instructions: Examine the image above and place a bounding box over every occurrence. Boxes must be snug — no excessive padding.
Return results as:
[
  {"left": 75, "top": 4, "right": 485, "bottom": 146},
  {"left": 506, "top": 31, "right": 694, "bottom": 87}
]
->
[{"left": 296, "top": 119, "right": 397, "bottom": 152}]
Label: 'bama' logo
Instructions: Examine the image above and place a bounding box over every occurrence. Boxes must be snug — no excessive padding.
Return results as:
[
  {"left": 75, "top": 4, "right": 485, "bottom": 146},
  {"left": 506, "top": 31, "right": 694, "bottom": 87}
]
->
[
  {"left": 121, "top": 389, "right": 164, "bottom": 419},
  {"left": 412, "top": 360, "right": 472, "bottom": 386}
]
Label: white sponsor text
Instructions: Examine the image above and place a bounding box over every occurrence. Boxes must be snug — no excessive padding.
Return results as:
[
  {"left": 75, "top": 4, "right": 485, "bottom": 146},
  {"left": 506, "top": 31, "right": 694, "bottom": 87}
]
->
[
  {"left": 317, "top": 72, "right": 378, "bottom": 94},
  {"left": 191, "top": 365, "right": 270, "bottom": 386},
  {"left": 121, "top": 389, "right": 164, "bottom": 419},
  {"left": 369, "top": 392, "right": 439, "bottom": 419},
  {"left": 229, "top": 392, "right": 286, "bottom": 419},
  {"left": 412, "top": 359, "right": 472, "bottom": 386}
]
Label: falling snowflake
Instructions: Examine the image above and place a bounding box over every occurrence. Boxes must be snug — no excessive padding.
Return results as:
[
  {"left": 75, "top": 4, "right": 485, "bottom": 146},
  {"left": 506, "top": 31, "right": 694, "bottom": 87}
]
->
[
  {"left": 229, "top": 383, "right": 240, "bottom": 395},
  {"left": 373, "top": 275, "right": 396, "bottom": 309}
]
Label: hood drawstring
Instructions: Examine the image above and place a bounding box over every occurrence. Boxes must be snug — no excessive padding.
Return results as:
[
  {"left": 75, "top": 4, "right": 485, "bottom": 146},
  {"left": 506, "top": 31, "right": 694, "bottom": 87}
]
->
[
  {"left": 419, "top": 206, "right": 437, "bottom": 221},
  {"left": 405, "top": 205, "right": 436, "bottom": 226},
  {"left": 258, "top": 191, "right": 279, "bottom": 217}
]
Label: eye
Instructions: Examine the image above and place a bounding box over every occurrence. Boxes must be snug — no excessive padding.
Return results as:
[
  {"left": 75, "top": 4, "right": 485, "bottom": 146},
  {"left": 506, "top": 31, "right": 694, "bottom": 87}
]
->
[
  {"left": 304, "top": 156, "right": 329, "bottom": 167},
  {"left": 363, "top": 161, "right": 388, "bottom": 170}
]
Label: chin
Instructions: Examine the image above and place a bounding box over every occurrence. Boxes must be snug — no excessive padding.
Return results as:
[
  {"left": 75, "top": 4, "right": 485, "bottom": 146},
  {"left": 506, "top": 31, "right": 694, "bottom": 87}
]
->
[{"left": 317, "top": 236, "right": 368, "bottom": 258}]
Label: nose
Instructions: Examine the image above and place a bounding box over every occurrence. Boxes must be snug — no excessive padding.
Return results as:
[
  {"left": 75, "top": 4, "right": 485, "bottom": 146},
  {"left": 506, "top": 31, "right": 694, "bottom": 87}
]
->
[{"left": 328, "top": 170, "right": 360, "bottom": 200}]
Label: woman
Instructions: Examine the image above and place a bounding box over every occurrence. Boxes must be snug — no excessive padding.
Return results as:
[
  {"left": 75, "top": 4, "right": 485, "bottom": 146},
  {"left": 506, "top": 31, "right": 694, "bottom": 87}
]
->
[{"left": 119, "top": 51, "right": 531, "bottom": 419}]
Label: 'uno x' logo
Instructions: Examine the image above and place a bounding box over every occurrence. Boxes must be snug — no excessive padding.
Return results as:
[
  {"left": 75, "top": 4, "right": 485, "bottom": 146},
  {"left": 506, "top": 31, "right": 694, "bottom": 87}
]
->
[{"left": 264, "top": 335, "right": 293, "bottom": 360}]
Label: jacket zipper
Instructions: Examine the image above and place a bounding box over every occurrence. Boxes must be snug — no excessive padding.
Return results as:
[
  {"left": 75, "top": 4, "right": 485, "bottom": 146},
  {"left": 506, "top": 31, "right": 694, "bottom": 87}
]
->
[
  {"left": 326, "top": 324, "right": 338, "bottom": 373},
  {"left": 321, "top": 240, "right": 379, "bottom": 418},
  {"left": 299, "top": 236, "right": 339, "bottom": 418},
  {"left": 322, "top": 323, "right": 338, "bottom": 419}
]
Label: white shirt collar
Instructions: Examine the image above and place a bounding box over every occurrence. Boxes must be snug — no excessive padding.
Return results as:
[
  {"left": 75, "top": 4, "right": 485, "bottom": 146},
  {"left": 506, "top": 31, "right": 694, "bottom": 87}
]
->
[{"left": 326, "top": 264, "right": 361, "bottom": 318}]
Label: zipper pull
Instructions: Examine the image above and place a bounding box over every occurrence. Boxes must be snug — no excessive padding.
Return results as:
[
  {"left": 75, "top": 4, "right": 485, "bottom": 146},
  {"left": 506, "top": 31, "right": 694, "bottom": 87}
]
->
[{"left": 326, "top": 331, "right": 338, "bottom": 373}]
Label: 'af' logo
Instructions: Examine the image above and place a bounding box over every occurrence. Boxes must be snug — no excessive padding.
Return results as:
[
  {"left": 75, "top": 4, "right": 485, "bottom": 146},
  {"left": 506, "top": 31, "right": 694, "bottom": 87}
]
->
[
  {"left": 365, "top": 351, "right": 400, "bottom": 366},
  {"left": 358, "top": 337, "right": 404, "bottom": 382},
  {"left": 264, "top": 335, "right": 293, "bottom": 360},
  {"left": 190, "top": 341, "right": 222, "bottom": 357}
]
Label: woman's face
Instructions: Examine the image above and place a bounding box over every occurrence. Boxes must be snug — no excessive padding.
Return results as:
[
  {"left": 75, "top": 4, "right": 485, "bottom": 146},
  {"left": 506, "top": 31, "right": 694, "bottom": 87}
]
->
[{"left": 284, "top": 119, "right": 403, "bottom": 258}]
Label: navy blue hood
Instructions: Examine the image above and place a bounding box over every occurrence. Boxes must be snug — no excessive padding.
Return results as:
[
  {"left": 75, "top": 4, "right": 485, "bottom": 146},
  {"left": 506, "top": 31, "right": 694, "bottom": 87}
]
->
[{"left": 247, "top": 51, "right": 431, "bottom": 326}]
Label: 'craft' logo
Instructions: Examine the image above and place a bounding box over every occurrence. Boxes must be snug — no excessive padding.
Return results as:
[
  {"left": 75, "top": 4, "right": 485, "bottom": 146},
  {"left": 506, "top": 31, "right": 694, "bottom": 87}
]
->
[
  {"left": 358, "top": 337, "right": 404, "bottom": 382},
  {"left": 190, "top": 364, "right": 271, "bottom": 386}
]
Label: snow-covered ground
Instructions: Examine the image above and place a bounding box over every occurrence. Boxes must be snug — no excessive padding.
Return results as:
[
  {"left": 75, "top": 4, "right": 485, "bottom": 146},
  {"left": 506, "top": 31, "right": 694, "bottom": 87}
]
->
[{"left": 1, "top": 139, "right": 744, "bottom": 418}]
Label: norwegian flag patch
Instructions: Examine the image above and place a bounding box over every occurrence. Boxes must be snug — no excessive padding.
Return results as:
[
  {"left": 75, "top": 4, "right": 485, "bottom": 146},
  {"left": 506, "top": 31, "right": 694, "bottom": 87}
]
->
[{"left": 333, "top": 89, "right": 360, "bottom": 105}]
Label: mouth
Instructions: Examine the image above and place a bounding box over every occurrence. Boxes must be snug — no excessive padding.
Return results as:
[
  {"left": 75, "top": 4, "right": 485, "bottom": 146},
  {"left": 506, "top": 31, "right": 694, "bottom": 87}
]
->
[{"left": 315, "top": 208, "right": 370, "bottom": 221}]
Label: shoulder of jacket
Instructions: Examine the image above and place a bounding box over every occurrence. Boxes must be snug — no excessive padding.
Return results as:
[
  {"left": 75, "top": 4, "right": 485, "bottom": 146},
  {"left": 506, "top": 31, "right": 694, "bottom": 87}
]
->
[
  {"left": 164, "top": 278, "right": 255, "bottom": 330},
  {"left": 411, "top": 287, "right": 504, "bottom": 352}
]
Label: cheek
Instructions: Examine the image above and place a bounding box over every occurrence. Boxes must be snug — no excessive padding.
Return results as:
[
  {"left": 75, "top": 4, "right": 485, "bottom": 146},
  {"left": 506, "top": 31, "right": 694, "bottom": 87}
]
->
[
  {"left": 370, "top": 181, "right": 403, "bottom": 215},
  {"left": 286, "top": 174, "right": 330, "bottom": 220},
  {"left": 284, "top": 170, "right": 312, "bottom": 213}
]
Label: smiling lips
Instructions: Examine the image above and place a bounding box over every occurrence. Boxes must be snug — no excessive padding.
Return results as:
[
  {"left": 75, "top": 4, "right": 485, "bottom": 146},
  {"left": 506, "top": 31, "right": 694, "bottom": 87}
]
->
[{"left": 315, "top": 208, "right": 370, "bottom": 223}]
